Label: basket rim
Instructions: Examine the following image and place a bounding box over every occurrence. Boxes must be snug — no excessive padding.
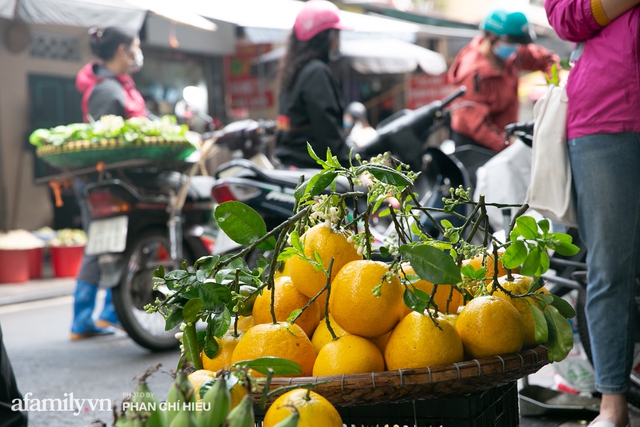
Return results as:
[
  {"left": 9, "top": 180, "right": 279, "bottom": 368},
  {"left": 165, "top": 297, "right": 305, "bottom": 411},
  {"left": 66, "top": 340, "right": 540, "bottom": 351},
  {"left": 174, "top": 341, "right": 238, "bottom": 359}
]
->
[
  {"left": 35, "top": 135, "right": 192, "bottom": 157},
  {"left": 254, "top": 345, "right": 548, "bottom": 405}
]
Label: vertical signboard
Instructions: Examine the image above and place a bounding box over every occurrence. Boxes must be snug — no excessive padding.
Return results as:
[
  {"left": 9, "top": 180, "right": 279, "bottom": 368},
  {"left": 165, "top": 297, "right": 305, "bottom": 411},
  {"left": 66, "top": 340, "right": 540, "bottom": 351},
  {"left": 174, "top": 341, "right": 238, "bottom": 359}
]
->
[
  {"left": 224, "top": 44, "right": 274, "bottom": 112},
  {"left": 407, "top": 74, "right": 452, "bottom": 110}
]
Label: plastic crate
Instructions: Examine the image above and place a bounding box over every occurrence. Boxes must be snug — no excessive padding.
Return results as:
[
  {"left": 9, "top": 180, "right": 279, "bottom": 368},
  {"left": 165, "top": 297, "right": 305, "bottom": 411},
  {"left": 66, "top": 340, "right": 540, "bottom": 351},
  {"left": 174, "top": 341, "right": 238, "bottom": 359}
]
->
[{"left": 255, "top": 382, "right": 519, "bottom": 427}]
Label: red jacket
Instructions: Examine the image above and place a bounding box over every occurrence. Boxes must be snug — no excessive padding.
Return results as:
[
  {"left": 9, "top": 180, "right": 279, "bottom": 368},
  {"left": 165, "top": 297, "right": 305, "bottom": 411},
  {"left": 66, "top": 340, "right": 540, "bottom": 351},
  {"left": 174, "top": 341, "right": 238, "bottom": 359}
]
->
[
  {"left": 447, "top": 37, "right": 559, "bottom": 152},
  {"left": 76, "top": 61, "right": 146, "bottom": 122}
]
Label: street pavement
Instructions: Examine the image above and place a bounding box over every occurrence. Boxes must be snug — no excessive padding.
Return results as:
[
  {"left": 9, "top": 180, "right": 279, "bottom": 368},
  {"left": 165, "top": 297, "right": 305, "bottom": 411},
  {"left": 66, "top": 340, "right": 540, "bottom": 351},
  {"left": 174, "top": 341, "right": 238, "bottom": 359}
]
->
[{"left": 1, "top": 275, "right": 640, "bottom": 426}]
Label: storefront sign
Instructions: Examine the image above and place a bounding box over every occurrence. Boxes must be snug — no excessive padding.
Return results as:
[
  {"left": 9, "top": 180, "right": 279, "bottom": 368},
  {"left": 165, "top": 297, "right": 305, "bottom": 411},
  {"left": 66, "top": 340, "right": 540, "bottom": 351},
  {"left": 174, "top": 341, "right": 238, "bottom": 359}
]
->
[
  {"left": 407, "top": 74, "right": 452, "bottom": 110},
  {"left": 224, "top": 44, "right": 274, "bottom": 111}
]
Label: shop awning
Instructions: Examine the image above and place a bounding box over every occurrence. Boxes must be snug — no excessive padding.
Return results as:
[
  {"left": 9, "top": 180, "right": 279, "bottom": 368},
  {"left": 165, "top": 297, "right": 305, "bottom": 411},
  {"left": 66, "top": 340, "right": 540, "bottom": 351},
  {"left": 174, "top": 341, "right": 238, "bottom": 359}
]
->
[
  {"left": 0, "top": 0, "right": 216, "bottom": 31},
  {"left": 179, "top": 0, "right": 422, "bottom": 43},
  {"left": 254, "top": 38, "right": 447, "bottom": 75}
]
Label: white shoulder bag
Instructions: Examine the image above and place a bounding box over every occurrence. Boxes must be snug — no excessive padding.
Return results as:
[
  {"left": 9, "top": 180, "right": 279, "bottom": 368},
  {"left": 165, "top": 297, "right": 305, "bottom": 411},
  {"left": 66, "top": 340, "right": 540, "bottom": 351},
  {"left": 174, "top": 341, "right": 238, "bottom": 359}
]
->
[{"left": 524, "top": 84, "right": 578, "bottom": 228}]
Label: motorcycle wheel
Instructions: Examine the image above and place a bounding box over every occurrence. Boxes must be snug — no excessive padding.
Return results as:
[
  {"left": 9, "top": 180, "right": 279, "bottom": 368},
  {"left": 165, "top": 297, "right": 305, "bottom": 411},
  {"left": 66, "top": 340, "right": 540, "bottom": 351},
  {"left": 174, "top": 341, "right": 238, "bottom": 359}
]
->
[
  {"left": 576, "top": 291, "right": 640, "bottom": 408},
  {"left": 112, "top": 229, "right": 188, "bottom": 352}
]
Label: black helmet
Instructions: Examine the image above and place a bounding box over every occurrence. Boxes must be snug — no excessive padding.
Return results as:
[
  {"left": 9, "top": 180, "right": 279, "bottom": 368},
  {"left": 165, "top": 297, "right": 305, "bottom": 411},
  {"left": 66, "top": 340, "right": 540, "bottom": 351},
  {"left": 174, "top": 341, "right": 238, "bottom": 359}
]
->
[{"left": 345, "top": 102, "right": 367, "bottom": 121}]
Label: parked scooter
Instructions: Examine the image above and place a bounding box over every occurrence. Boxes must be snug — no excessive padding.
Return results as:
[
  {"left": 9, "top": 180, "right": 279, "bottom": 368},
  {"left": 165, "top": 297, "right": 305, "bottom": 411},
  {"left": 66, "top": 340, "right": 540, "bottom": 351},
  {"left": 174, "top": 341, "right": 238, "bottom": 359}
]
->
[
  {"left": 83, "top": 160, "right": 217, "bottom": 351},
  {"left": 209, "top": 88, "right": 473, "bottom": 258}
]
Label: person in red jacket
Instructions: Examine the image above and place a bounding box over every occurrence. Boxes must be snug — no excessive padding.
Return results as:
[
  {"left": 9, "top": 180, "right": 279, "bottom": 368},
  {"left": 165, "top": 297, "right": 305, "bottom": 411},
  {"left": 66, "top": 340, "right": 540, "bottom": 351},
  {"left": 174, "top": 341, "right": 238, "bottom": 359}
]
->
[
  {"left": 447, "top": 8, "right": 560, "bottom": 153},
  {"left": 71, "top": 26, "right": 147, "bottom": 340},
  {"left": 76, "top": 26, "right": 146, "bottom": 122}
]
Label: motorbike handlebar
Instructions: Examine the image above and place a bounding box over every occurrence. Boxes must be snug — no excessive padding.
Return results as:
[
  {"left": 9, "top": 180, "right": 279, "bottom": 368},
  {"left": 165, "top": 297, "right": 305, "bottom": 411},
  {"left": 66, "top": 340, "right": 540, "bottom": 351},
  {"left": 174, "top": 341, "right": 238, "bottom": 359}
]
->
[
  {"left": 440, "top": 85, "right": 467, "bottom": 108},
  {"left": 505, "top": 120, "right": 534, "bottom": 137},
  {"left": 504, "top": 120, "right": 534, "bottom": 147}
]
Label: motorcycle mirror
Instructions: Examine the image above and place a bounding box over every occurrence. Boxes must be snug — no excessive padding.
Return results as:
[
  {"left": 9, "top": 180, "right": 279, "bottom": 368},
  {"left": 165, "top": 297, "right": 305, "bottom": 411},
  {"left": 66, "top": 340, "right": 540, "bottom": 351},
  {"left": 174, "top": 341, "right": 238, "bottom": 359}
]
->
[
  {"left": 174, "top": 100, "right": 189, "bottom": 121},
  {"left": 440, "top": 138, "right": 456, "bottom": 155}
]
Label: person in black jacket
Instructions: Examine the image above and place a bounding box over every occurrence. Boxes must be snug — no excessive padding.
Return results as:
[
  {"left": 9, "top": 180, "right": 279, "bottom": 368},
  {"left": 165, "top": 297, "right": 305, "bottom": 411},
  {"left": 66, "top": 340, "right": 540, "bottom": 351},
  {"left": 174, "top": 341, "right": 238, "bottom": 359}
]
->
[{"left": 274, "top": 0, "right": 351, "bottom": 169}]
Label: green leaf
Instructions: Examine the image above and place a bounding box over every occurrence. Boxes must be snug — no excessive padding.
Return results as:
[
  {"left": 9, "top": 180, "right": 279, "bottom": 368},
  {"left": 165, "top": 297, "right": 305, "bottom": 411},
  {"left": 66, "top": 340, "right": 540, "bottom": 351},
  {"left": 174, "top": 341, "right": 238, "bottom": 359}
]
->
[
  {"left": 203, "top": 335, "right": 219, "bottom": 359},
  {"left": 356, "top": 164, "right": 412, "bottom": 187},
  {"left": 199, "top": 283, "right": 233, "bottom": 310},
  {"left": 214, "top": 201, "right": 276, "bottom": 251},
  {"left": 536, "top": 251, "right": 551, "bottom": 276},
  {"left": 544, "top": 305, "right": 574, "bottom": 362},
  {"left": 551, "top": 294, "right": 576, "bottom": 318},
  {"left": 212, "top": 308, "right": 232, "bottom": 338},
  {"left": 400, "top": 244, "right": 461, "bottom": 285},
  {"left": 528, "top": 301, "right": 549, "bottom": 344},
  {"left": 538, "top": 219, "right": 550, "bottom": 235},
  {"left": 164, "top": 308, "right": 184, "bottom": 331},
  {"left": 520, "top": 247, "right": 541, "bottom": 277},
  {"left": 287, "top": 309, "right": 302, "bottom": 323},
  {"left": 460, "top": 265, "right": 475, "bottom": 278},
  {"left": 194, "top": 255, "right": 219, "bottom": 271},
  {"left": 165, "top": 269, "right": 189, "bottom": 281},
  {"left": 403, "top": 288, "right": 427, "bottom": 314},
  {"left": 527, "top": 277, "right": 544, "bottom": 293},
  {"left": 231, "top": 357, "right": 302, "bottom": 376},
  {"left": 377, "top": 208, "right": 391, "bottom": 218},
  {"left": 379, "top": 246, "right": 391, "bottom": 259},
  {"left": 294, "top": 178, "right": 309, "bottom": 201},
  {"left": 538, "top": 293, "right": 555, "bottom": 306},
  {"left": 501, "top": 241, "right": 528, "bottom": 269},
  {"left": 440, "top": 219, "right": 453, "bottom": 229},
  {"left": 473, "top": 267, "right": 487, "bottom": 280},
  {"left": 154, "top": 264, "right": 165, "bottom": 278},
  {"left": 554, "top": 242, "right": 580, "bottom": 257},
  {"left": 514, "top": 216, "right": 539, "bottom": 240},
  {"left": 310, "top": 171, "right": 338, "bottom": 197},
  {"left": 183, "top": 298, "right": 204, "bottom": 323},
  {"left": 306, "top": 143, "right": 324, "bottom": 165}
]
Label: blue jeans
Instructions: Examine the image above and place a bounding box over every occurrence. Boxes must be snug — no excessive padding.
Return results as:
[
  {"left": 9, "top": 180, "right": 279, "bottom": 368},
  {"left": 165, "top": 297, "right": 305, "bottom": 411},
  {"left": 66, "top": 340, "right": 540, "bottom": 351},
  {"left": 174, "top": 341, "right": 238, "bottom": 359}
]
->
[{"left": 568, "top": 132, "right": 640, "bottom": 394}]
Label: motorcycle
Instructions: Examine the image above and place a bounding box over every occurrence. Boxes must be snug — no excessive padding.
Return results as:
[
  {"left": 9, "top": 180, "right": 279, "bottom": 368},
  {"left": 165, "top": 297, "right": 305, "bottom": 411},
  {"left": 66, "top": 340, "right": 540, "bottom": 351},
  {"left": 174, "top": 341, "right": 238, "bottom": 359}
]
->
[
  {"left": 82, "top": 160, "right": 217, "bottom": 351},
  {"left": 210, "top": 87, "right": 475, "bottom": 258}
]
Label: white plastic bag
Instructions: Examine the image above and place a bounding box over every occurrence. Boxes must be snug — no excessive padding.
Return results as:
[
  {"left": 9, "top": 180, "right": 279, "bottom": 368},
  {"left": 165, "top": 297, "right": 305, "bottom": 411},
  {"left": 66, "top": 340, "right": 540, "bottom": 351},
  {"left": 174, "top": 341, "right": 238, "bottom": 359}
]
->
[{"left": 525, "top": 84, "right": 578, "bottom": 228}]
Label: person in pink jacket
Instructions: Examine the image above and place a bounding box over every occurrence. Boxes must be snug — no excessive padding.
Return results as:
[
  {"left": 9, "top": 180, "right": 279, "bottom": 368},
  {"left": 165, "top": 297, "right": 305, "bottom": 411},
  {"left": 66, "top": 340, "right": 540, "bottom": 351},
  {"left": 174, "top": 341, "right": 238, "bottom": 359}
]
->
[{"left": 546, "top": 1, "right": 640, "bottom": 426}]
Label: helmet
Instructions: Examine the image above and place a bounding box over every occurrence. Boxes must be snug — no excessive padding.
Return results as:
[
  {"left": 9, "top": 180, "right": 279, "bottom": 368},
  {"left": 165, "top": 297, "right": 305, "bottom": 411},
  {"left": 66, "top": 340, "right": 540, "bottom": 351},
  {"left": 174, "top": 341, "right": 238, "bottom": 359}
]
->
[
  {"left": 480, "top": 8, "right": 535, "bottom": 44},
  {"left": 345, "top": 102, "right": 367, "bottom": 121},
  {"left": 294, "top": 0, "right": 350, "bottom": 42}
]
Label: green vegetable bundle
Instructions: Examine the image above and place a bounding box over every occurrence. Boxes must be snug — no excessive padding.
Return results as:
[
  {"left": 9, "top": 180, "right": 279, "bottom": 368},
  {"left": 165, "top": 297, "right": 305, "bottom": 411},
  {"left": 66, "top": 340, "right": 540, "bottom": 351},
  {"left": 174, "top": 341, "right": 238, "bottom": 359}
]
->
[{"left": 28, "top": 115, "right": 199, "bottom": 148}]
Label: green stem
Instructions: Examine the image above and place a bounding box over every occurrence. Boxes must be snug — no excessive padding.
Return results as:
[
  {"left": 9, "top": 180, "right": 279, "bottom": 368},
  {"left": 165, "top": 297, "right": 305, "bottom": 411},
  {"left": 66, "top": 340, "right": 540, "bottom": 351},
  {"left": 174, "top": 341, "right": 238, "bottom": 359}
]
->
[
  {"left": 290, "top": 257, "right": 335, "bottom": 325},
  {"left": 182, "top": 322, "right": 202, "bottom": 370},
  {"left": 233, "top": 269, "right": 240, "bottom": 337},
  {"left": 323, "top": 259, "right": 337, "bottom": 341}
]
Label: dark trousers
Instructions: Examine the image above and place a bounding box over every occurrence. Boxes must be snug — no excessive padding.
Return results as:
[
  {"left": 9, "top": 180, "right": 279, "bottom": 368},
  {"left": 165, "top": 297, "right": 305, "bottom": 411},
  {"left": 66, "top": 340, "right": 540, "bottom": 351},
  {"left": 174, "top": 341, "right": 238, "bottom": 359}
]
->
[{"left": 0, "top": 324, "right": 28, "bottom": 427}]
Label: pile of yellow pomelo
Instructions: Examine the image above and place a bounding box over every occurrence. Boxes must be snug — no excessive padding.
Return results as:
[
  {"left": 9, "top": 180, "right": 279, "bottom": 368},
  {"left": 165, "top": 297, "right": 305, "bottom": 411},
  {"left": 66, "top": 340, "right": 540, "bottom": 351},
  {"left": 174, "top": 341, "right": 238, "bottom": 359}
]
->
[{"left": 201, "top": 223, "right": 549, "bottom": 379}]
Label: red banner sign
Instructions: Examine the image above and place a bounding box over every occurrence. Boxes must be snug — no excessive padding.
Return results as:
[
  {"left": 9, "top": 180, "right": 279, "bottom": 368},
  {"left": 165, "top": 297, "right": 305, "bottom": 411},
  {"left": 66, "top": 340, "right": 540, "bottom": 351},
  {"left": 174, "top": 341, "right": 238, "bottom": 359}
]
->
[
  {"left": 224, "top": 44, "right": 274, "bottom": 111},
  {"left": 407, "top": 74, "right": 452, "bottom": 110}
]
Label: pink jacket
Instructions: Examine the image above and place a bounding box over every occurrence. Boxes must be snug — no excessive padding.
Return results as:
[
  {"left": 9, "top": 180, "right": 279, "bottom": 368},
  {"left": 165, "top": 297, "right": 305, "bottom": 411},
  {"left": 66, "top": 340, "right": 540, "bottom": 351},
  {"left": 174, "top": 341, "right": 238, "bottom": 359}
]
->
[
  {"left": 545, "top": 0, "right": 640, "bottom": 139},
  {"left": 76, "top": 61, "right": 146, "bottom": 122}
]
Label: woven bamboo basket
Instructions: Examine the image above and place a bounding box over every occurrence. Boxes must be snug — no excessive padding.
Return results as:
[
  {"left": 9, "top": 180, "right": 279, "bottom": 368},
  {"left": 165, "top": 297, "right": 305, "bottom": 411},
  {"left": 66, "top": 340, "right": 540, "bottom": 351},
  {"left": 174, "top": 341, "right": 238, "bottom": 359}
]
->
[
  {"left": 36, "top": 136, "right": 197, "bottom": 169},
  {"left": 254, "top": 345, "right": 548, "bottom": 407}
]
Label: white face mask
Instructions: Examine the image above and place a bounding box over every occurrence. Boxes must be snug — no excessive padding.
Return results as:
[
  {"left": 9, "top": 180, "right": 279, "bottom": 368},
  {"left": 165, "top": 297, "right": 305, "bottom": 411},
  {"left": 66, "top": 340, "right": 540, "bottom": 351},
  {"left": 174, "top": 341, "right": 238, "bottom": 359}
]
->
[{"left": 126, "top": 47, "right": 144, "bottom": 73}]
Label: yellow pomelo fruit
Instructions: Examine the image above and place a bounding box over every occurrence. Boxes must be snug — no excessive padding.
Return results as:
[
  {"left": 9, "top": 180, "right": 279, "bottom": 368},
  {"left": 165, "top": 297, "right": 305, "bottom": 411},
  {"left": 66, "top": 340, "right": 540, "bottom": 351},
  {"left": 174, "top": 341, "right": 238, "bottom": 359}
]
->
[
  {"left": 313, "top": 334, "right": 385, "bottom": 376},
  {"left": 329, "top": 260, "right": 404, "bottom": 338},
  {"left": 288, "top": 224, "right": 362, "bottom": 300},
  {"left": 252, "top": 276, "right": 321, "bottom": 338},
  {"left": 385, "top": 311, "right": 464, "bottom": 370},
  {"left": 456, "top": 295, "right": 524, "bottom": 359},
  {"left": 311, "top": 314, "right": 350, "bottom": 354},
  {"left": 263, "top": 389, "right": 342, "bottom": 427},
  {"left": 230, "top": 322, "right": 316, "bottom": 377}
]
